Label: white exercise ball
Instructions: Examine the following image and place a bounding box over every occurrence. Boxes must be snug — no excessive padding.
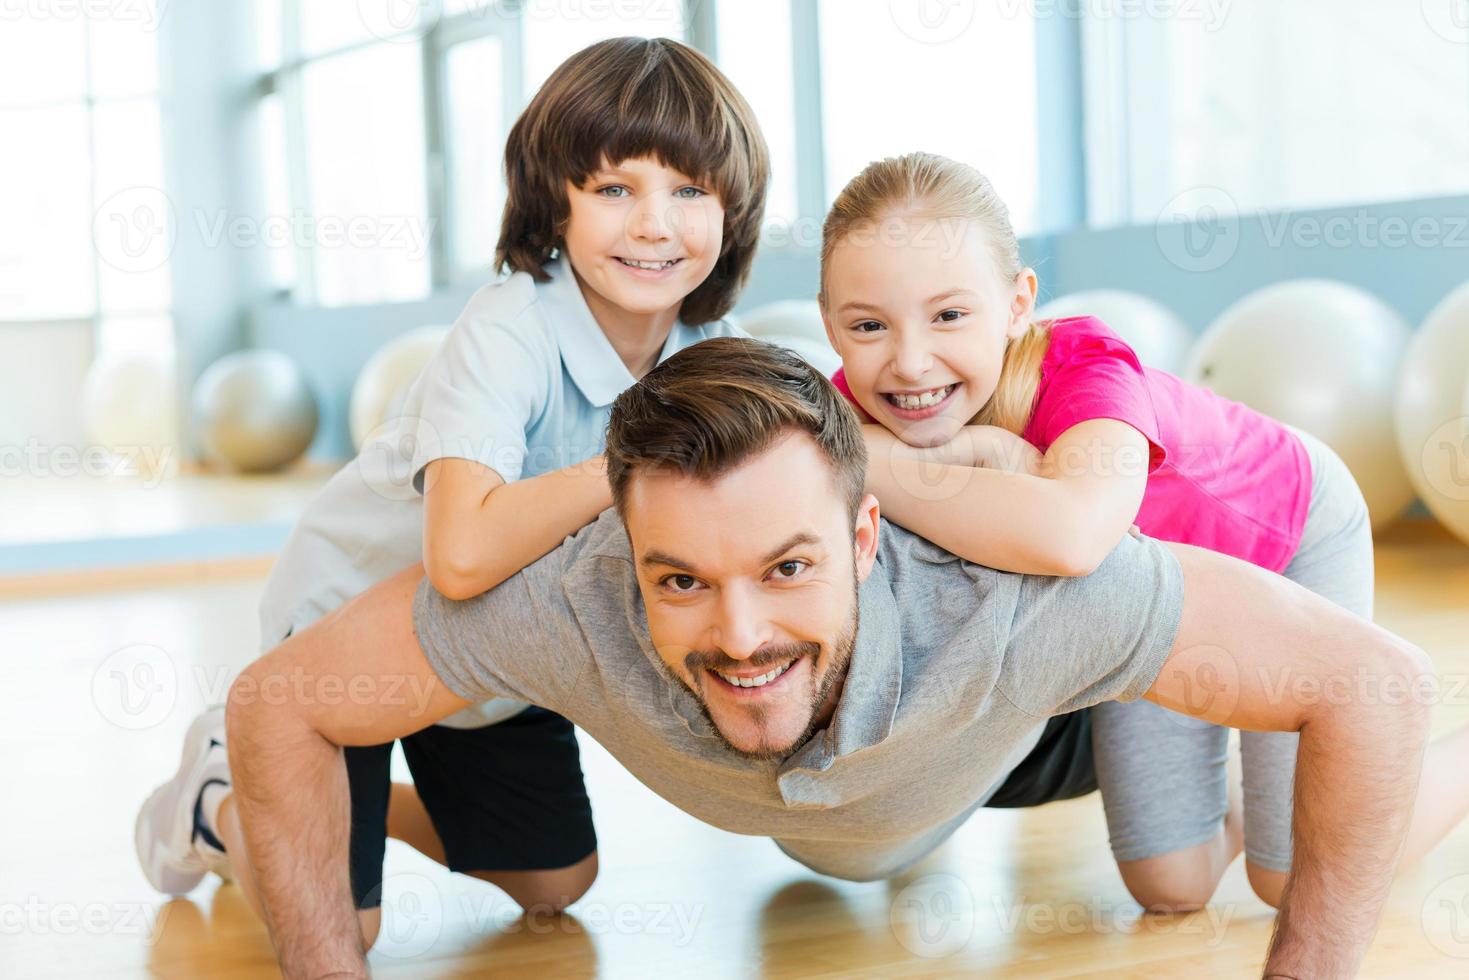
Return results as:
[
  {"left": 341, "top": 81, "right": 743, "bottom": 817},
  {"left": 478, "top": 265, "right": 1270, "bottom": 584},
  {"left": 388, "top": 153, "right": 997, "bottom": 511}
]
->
[
  {"left": 350, "top": 326, "right": 450, "bottom": 450},
  {"left": 192, "top": 350, "right": 319, "bottom": 473},
  {"left": 736, "top": 300, "right": 829, "bottom": 345},
  {"left": 1184, "top": 280, "right": 1415, "bottom": 530},
  {"left": 80, "top": 351, "right": 181, "bottom": 476},
  {"left": 760, "top": 333, "right": 842, "bottom": 377},
  {"left": 1396, "top": 281, "right": 1469, "bottom": 545},
  {"left": 1036, "top": 290, "right": 1194, "bottom": 373}
]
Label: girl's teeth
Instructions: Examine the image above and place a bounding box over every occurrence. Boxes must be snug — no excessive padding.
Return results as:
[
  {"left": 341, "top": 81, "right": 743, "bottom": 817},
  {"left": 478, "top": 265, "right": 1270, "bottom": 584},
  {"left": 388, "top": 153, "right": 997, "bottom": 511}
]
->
[
  {"left": 890, "top": 385, "right": 954, "bottom": 410},
  {"left": 718, "top": 662, "right": 792, "bottom": 689}
]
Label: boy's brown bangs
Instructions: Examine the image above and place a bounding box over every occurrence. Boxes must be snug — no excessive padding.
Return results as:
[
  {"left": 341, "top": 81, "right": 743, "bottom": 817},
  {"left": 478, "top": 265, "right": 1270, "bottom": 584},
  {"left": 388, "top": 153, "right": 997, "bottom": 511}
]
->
[{"left": 555, "top": 67, "right": 752, "bottom": 212}]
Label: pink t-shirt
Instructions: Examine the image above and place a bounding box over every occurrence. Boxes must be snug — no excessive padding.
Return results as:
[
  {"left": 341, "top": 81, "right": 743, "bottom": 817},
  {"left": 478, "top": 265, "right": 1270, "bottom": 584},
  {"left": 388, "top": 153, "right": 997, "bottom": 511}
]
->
[{"left": 831, "top": 315, "right": 1312, "bottom": 573}]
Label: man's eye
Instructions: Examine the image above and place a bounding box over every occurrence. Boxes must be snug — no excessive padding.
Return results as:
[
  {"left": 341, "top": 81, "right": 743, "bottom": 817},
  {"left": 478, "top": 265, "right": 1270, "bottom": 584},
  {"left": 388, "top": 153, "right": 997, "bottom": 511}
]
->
[
  {"left": 665, "top": 574, "right": 699, "bottom": 592},
  {"left": 772, "top": 561, "right": 806, "bottom": 579}
]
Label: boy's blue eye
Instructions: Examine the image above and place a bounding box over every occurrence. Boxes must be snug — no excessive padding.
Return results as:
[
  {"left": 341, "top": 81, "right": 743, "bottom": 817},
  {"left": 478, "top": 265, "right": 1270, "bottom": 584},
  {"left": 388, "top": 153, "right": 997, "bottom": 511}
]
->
[
  {"left": 598, "top": 185, "right": 629, "bottom": 198},
  {"left": 676, "top": 186, "right": 706, "bottom": 199}
]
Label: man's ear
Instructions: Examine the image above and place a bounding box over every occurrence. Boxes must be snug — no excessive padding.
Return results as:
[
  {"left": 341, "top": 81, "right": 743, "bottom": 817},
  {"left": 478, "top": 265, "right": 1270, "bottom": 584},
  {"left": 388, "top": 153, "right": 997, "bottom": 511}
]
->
[{"left": 853, "top": 493, "right": 881, "bottom": 582}]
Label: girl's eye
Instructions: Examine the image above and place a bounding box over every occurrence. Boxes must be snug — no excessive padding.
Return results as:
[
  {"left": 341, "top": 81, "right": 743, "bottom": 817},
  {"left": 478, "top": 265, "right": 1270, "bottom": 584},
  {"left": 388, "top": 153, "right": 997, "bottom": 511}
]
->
[
  {"left": 936, "top": 309, "right": 966, "bottom": 323},
  {"left": 598, "top": 185, "right": 629, "bottom": 199},
  {"left": 663, "top": 574, "right": 700, "bottom": 593},
  {"left": 852, "top": 320, "right": 884, "bottom": 334},
  {"left": 676, "top": 186, "right": 707, "bottom": 199},
  {"left": 771, "top": 560, "right": 807, "bottom": 580}
]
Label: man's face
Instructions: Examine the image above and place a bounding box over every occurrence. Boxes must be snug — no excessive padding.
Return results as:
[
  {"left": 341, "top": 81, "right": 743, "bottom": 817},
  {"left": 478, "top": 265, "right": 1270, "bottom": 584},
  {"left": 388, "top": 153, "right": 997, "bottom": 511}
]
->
[{"left": 623, "top": 432, "right": 880, "bottom": 760}]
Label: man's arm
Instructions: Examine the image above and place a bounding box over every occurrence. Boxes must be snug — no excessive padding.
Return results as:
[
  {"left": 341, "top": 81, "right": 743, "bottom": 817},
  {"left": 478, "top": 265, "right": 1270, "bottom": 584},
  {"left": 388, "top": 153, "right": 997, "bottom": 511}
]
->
[
  {"left": 1150, "top": 542, "right": 1433, "bottom": 978},
  {"left": 226, "top": 564, "right": 472, "bottom": 980}
]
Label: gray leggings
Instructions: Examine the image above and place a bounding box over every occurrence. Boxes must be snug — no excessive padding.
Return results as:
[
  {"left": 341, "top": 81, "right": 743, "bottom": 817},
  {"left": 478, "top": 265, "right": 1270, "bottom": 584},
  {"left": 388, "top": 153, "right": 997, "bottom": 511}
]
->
[{"left": 1091, "top": 427, "right": 1374, "bottom": 872}]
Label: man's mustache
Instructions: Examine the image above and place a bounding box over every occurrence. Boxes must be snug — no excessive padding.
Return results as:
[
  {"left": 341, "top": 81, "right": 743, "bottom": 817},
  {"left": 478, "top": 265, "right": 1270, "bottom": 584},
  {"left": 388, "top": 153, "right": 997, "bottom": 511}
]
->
[{"left": 684, "top": 641, "right": 821, "bottom": 677}]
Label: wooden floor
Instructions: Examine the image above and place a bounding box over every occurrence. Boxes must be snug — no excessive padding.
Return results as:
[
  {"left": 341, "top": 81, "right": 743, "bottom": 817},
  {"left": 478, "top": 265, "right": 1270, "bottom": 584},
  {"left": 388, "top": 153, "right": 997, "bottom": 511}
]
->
[{"left": 2, "top": 520, "right": 1467, "bottom": 978}]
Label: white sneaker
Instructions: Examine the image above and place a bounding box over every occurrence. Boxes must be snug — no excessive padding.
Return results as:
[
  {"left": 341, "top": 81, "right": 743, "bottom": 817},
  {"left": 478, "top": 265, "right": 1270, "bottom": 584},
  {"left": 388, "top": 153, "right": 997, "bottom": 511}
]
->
[{"left": 135, "top": 706, "right": 232, "bottom": 896}]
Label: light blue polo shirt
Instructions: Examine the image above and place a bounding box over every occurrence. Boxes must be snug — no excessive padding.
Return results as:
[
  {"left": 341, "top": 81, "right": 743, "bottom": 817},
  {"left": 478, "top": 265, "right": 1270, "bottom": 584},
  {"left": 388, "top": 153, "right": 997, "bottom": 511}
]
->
[{"left": 259, "top": 254, "right": 744, "bottom": 727}]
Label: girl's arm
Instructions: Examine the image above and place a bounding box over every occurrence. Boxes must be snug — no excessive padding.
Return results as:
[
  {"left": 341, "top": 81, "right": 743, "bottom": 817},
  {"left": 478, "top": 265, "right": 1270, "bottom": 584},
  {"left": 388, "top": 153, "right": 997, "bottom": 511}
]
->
[
  {"left": 421, "top": 455, "right": 611, "bottom": 601},
  {"left": 864, "top": 418, "right": 1151, "bottom": 576}
]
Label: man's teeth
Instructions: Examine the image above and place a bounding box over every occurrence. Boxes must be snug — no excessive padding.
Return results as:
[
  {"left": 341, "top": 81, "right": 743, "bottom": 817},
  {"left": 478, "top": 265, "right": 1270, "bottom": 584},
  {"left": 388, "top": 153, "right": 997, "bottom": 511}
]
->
[
  {"left": 716, "top": 661, "right": 793, "bottom": 689},
  {"left": 618, "top": 257, "right": 679, "bottom": 271},
  {"left": 888, "top": 385, "right": 955, "bottom": 410}
]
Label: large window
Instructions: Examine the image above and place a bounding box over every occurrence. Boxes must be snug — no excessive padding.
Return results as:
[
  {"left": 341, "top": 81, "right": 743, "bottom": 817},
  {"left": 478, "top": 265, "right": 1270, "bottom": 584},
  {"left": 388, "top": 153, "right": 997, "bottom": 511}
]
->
[
  {"left": 252, "top": 0, "right": 1048, "bottom": 304},
  {"left": 255, "top": 0, "right": 688, "bottom": 306},
  {"left": 1083, "top": 1, "right": 1469, "bottom": 226},
  {"left": 818, "top": 0, "right": 1040, "bottom": 233},
  {"left": 0, "top": 5, "right": 173, "bottom": 357}
]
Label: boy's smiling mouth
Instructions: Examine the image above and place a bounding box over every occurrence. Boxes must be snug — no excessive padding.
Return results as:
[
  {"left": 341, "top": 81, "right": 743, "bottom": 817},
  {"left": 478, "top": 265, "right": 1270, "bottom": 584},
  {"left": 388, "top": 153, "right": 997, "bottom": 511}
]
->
[{"left": 615, "top": 256, "right": 683, "bottom": 272}]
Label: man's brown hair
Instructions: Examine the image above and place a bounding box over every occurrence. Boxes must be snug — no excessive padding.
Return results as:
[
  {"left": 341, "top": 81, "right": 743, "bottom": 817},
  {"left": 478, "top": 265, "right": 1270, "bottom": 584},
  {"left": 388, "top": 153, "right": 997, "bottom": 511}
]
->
[
  {"left": 496, "top": 36, "right": 770, "bottom": 325},
  {"left": 605, "top": 337, "right": 868, "bottom": 522}
]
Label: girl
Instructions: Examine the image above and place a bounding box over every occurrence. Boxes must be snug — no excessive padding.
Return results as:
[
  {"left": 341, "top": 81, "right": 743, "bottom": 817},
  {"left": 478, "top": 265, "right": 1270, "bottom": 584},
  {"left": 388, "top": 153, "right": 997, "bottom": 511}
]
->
[
  {"left": 136, "top": 36, "right": 770, "bottom": 947},
  {"left": 817, "top": 151, "right": 1469, "bottom": 911}
]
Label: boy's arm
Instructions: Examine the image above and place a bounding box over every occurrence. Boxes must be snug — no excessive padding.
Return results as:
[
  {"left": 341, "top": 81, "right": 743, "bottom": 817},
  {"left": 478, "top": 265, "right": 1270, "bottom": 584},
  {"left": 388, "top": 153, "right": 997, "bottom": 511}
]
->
[
  {"left": 226, "top": 564, "right": 473, "bottom": 979},
  {"left": 863, "top": 418, "right": 1149, "bottom": 576},
  {"left": 1149, "top": 542, "right": 1432, "bottom": 977},
  {"left": 422, "top": 455, "right": 611, "bottom": 601}
]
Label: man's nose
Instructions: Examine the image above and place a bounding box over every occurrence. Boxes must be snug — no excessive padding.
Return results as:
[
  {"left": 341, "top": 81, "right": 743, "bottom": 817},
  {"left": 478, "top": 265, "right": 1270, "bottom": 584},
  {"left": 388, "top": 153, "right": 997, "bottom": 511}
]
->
[{"left": 711, "top": 583, "right": 771, "bottom": 661}]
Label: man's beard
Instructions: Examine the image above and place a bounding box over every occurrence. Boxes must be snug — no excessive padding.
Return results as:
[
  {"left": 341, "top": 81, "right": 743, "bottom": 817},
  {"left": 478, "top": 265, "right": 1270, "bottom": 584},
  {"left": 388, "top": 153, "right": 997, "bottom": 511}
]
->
[{"left": 681, "top": 576, "right": 861, "bottom": 763}]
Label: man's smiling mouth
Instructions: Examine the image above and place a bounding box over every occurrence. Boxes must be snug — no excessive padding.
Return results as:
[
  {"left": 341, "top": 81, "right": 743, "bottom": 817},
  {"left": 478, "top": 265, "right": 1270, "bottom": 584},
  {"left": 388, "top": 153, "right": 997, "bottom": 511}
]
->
[{"left": 712, "top": 660, "right": 795, "bottom": 689}]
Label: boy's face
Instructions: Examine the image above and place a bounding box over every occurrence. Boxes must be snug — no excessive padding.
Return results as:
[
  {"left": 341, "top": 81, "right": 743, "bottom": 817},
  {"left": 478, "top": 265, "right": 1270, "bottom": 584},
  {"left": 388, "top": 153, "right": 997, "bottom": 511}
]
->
[
  {"left": 563, "top": 155, "right": 725, "bottom": 328},
  {"left": 821, "top": 214, "right": 1036, "bottom": 448}
]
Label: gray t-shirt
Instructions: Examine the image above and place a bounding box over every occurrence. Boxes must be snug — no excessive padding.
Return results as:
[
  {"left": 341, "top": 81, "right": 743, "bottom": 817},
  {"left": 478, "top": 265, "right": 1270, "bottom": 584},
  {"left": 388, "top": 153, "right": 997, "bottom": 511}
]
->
[{"left": 414, "top": 511, "right": 1184, "bottom": 880}]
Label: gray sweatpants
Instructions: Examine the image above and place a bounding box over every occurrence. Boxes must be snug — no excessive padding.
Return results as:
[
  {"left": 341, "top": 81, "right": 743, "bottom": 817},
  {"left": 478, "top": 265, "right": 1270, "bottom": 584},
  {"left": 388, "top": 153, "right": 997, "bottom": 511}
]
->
[{"left": 1090, "top": 426, "right": 1374, "bottom": 872}]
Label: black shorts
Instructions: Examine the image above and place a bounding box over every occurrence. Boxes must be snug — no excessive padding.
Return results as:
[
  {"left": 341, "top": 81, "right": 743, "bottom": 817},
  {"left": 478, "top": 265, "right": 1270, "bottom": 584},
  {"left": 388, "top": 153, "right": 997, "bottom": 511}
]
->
[
  {"left": 984, "top": 709, "right": 1098, "bottom": 809},
  {"left": 346, "top": 706, "right": 598, "bottom": 909}
]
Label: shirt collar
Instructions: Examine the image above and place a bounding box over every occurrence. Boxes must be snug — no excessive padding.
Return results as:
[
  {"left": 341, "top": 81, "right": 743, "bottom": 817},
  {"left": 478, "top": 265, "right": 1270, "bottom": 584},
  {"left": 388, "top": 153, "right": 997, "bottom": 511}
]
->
[
  {"left": 539, "top": 253, "right": 694, "bottom": 408},
  {"left": 794, "top": 561, "right": 905, "bottom": 766}
]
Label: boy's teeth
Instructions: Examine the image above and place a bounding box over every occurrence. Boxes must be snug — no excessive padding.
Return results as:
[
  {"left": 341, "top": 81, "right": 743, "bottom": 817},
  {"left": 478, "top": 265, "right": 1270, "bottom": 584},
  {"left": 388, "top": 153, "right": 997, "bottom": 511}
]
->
[
  {"left": 889, "top": 385, "right": 954, "bottom": 410},
  {"left": 619, "top": 257, "right": 678, "bottom": 271},
  {"left": 717, "top": 661, "right": 792, "bottom": 689}
]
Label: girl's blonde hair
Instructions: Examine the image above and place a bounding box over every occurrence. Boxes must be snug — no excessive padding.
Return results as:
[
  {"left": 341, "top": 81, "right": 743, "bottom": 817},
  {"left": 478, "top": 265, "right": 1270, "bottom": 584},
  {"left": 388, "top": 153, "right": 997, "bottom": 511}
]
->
[{"left": 818, "top": 152, "right": 1050, "bottom": 435}]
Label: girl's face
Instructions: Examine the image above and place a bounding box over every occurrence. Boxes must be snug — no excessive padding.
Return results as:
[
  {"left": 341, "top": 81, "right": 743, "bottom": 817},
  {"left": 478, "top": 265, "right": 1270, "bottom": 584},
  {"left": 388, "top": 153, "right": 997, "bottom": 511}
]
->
[
  {"left": 822, "top": 215, "right": 1037, "bottom": 448},
  {"left": 563, "top": 155, "right": 725, "bottom": 327}
]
